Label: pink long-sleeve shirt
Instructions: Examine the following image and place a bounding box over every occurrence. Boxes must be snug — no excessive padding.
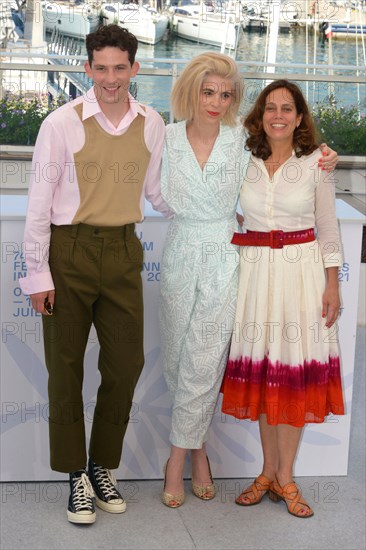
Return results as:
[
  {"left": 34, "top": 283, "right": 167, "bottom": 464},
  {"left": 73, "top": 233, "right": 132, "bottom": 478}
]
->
[{"left": 20, "top": 89, "right": 169, "bottom": 296}]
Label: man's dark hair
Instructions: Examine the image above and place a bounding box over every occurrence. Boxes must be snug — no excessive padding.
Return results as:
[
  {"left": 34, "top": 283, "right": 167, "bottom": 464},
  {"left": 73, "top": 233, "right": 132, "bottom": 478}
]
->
[{"left": 86, "top": 25, "right": 138, "bottom": 66}]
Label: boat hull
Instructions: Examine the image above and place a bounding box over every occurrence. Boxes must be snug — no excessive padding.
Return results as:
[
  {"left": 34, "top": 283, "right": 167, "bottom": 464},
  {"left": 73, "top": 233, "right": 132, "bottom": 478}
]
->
[
  {"left": 172, "top": 13, "right": 242, "bottom": 50},
  {"left": 42, "top": 3, "right": 100, "bottom": 38},
  {"left": 101, "top": 4, "right": 169, "bottom": 45},
  {"left": 323, "top": 23, "right": 366, "bottom": 39}
]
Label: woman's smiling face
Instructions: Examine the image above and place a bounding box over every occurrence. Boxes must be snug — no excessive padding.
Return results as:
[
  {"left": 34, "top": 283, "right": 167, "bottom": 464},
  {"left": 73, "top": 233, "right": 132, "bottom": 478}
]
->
[{"left": 262, "top": 87, "right": 303, "bottom": 146}]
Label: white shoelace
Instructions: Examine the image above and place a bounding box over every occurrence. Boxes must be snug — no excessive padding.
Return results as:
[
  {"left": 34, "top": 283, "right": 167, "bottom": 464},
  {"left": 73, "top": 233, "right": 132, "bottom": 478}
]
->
[
  {"left": 94, "top": 466, "right": 121, "bottom": 500},
  {"left": 72, "top": 473, "right": 95, "bottom": 511}
]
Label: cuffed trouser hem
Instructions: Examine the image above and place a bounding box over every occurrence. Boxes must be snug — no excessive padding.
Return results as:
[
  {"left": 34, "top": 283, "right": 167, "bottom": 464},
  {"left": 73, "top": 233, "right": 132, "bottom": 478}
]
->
[
  {"left": 169, "top": 433, "right": 209, "bottom": 450},
  {"left": 89, "top": 412, "right": 129, "bottom": 470},
  {"left": 49, "top": 416, "right": 87, "bottom": 473}
]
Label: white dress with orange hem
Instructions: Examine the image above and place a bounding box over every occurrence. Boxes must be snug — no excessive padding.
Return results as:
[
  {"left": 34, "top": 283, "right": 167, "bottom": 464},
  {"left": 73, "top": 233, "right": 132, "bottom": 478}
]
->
[{"left": 221, "top": 149, "right": 345, "bottom": 427}]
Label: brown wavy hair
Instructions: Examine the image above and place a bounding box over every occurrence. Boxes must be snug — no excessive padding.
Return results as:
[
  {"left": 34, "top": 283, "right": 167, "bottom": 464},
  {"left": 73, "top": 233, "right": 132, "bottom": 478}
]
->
[
  {"left": 244, "top": 80, "right": 319, "bottom": 160},
  {"left": 86, "top": 25, "right": 138, "bottom": 66}
]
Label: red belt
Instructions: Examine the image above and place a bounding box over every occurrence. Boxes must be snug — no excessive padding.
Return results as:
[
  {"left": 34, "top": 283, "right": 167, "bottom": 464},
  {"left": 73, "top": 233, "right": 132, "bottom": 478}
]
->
[{"left": 231, "top": 228, "right": 315, "bottom": 249}]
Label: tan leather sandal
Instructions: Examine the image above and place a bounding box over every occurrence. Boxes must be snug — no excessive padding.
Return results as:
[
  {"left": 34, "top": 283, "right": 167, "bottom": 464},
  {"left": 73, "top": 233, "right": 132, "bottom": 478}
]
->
[
  {"left": 235, "top": 474, "right": 272, "bottom": 506},
  {"left": 269, "top": 477, "right": 314, "bottom": 518}
]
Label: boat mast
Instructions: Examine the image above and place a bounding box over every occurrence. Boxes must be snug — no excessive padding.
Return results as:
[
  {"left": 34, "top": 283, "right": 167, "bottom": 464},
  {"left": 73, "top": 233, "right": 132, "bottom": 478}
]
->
[
  {"left": 23, "top": 0, "right": 44, "bottom": 46},
  {"left": 220, "top": 0, "right": 232, "bottom": 54},
  {"left": 305, "top": 0, "right": 309, "bottom": 100},
  {"left": 266, "top": 0, "right": 280, "bottom": 78},
  {"left": 220, "top": 0, "right": 238, "bottom": 56}
]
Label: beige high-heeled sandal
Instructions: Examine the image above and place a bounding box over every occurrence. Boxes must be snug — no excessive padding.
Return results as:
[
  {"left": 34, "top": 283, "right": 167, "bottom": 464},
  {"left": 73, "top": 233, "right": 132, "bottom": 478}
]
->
[
  {"left": 192, "top": 456, "right": 216, "bottom": 500},
  {"left": 161, "top": 460, "right": 185, "bottom": 508}
]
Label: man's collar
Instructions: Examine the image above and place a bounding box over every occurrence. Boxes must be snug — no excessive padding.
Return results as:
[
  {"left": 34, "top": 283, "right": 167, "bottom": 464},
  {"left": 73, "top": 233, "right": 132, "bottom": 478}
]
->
[{"left": 81, "top": 88, "right": 147, "bottom": 121}]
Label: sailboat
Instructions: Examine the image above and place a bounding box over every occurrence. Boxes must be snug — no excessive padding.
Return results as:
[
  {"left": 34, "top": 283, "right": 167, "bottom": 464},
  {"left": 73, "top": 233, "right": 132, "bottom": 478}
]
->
[
  {"left": 170, "top": 1, "right": 244, "bottom": 50},
  {"left": 100, "top": 2, "right": 169, "bottom": 45},
  {"left": 42, "top": 1, "right": 101, "bottom": 38}
]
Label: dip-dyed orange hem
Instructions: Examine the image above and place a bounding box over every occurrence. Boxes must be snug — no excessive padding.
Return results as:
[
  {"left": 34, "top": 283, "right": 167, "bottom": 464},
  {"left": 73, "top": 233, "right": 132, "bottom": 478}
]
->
[{"left": 221, "top": 355, "right": 345, "bottom": 427}]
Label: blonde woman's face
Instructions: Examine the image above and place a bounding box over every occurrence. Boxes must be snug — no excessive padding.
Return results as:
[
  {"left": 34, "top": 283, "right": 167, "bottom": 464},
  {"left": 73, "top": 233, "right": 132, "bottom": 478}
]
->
[{"left": 197, "top": 75, "right": 235, "bottom": 123}]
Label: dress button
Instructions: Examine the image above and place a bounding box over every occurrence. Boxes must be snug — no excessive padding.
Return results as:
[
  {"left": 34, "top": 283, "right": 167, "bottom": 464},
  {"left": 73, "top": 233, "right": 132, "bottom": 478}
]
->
[{"left": 94, "top": 228, "right": 100, "bottom": 235}]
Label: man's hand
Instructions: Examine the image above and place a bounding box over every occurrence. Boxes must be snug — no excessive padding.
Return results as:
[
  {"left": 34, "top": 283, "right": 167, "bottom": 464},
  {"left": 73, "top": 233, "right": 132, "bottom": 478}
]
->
[{"left": 30, "top": 290, "right": 55, "bottom": 315}]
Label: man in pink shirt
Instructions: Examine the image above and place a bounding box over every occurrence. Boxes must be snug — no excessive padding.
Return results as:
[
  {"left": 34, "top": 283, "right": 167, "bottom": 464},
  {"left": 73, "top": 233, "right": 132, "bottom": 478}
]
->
[{"left": 20, "top": 25, "right": 169, "bottom": 524}]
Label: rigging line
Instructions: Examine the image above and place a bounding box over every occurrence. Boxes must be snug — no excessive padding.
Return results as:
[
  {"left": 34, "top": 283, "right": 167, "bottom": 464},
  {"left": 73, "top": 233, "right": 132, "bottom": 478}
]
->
[
  {"left": 357, "top": 3, "right": 366, "bottom": 66},
  {"left": 355, "top": 6, "right": 360, "bottom": 108},
  {"left": 312, "top": 0, "right": 318, "bottom": 105},
  {"left": 263, "top": 3, "right": 270, "bottom": 71},
  {"left": 305, "top": 0, "right": 309, "bottom": 101}
]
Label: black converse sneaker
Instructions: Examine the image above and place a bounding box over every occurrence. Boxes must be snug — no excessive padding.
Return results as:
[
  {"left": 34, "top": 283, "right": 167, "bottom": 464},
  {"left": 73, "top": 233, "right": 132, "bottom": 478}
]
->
[
  {"left": 88, "top": 458, "right": 126, "bottom": 513},
  {"left": 67, "top": 470, "right": 96, "bottom": 524}
]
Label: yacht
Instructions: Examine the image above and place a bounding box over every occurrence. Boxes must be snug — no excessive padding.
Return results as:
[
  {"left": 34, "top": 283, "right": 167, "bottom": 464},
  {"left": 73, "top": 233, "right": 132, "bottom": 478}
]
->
[
  {"left": 170, "top": 2, "right": 244, "bottom": 50},
  {"left": 323, "top": 22, "right": 366, "bottom": 37},
  {"left": 42, "top": 1, "right": 100, "bottom": 38},
  {"left": 243, "top": 0, "right": 300, "bottom": 31},
  {"left": 101, "top": 3, "right": 169, "bottom": 44}
]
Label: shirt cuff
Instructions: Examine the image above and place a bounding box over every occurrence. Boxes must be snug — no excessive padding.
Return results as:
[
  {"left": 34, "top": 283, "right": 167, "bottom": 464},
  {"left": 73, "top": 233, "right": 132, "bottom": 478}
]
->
[{"left": 19, "top": 271, "right": 55, "bottom": 296}]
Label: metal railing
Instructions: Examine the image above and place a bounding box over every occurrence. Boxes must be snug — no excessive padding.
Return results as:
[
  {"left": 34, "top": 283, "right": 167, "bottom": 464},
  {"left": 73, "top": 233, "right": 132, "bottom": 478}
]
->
[
  {"left": 0, "top": 53, "right": 364, "bottom": 212},
  {"left": 0, "top": 51, "right": 365, "bottom": 154},
  {"left": 1, "top": 51, "right": 365, "bottom": 113}
]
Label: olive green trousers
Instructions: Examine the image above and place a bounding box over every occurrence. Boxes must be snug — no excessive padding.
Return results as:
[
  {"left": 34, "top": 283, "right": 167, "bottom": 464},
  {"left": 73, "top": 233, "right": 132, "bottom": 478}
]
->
[{"left": 42, "top": 223, "right": 144, "bottom": 473}]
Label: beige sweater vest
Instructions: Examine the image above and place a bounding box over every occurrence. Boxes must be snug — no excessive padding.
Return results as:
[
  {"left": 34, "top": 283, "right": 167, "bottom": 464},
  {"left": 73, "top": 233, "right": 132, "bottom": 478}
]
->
[{"left": 72, "top": 103, "right": 151, "bottom": 226}]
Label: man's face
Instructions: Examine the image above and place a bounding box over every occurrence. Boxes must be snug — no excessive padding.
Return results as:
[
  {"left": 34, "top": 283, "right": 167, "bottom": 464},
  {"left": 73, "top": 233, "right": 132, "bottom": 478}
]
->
[{"left": 85, "top": 47, "right": 139, "bottom": 107}]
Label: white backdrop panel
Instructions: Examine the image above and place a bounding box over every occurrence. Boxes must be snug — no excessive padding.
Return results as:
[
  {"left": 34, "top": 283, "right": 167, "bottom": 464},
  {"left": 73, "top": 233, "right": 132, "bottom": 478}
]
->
[{"left": 0, "top": 199, "right": 364, "bottom": 480}]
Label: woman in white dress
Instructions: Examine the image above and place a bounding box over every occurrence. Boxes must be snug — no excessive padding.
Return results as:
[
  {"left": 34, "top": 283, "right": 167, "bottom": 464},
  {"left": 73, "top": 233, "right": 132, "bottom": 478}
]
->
[
  {"left": 221, "top": 80, "right": 344, "bottom": 518},
  {"left": 159, "top": 53, "right": 248, "bottom": 508}
]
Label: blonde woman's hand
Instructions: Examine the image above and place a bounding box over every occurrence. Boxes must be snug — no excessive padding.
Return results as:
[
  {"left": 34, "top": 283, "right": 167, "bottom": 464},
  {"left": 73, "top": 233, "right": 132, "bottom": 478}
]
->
[
  {"left": 318, "top": 144, "right": 338, "bottom": 172},
  {"left": 236, "top": 212, "right": 244, "bottom": 227}
]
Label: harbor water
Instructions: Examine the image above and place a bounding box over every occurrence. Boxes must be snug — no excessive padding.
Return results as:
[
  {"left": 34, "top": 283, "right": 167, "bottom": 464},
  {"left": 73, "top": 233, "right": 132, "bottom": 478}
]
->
[
  {"left": 134, "top": 30, "right": 365, "bottom": 113},
  {"left": 48, "top": 27, "right": 366, "bottom": 113}
]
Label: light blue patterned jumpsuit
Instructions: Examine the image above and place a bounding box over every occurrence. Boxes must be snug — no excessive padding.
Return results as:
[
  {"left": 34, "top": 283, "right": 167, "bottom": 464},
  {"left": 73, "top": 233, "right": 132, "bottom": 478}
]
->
[{"left": 160, "top": 121, "right": 249, "bottom": 448}]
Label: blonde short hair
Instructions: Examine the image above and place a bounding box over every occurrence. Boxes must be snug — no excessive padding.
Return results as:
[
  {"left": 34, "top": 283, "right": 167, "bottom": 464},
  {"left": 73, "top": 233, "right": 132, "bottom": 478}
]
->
[{"left": 171, "top": 52, "right": 243, "bottom": 127}]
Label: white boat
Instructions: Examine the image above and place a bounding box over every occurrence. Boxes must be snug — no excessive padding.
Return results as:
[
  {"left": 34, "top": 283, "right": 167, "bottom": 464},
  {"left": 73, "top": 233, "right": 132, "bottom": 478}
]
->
[
  {"left": 170, "top": 2, "right": 243, "bottom": 50},
  {"left": 42, "top": 1, "right": 100, "bottom": 38},
  {"left": 101, "top": 3, "right": 169, "bottom": 45},
  {"left": 243, "top": 0, "right": 300, "bottom": 31},
  {"left": 323, "top": 22, "right": 366, "bottom": 38}
]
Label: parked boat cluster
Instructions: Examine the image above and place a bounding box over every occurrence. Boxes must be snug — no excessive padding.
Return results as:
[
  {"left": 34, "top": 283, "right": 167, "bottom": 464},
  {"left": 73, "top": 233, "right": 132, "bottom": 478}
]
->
[{"left": 6, "top": 0, "right": 366, "bottom": 47}]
